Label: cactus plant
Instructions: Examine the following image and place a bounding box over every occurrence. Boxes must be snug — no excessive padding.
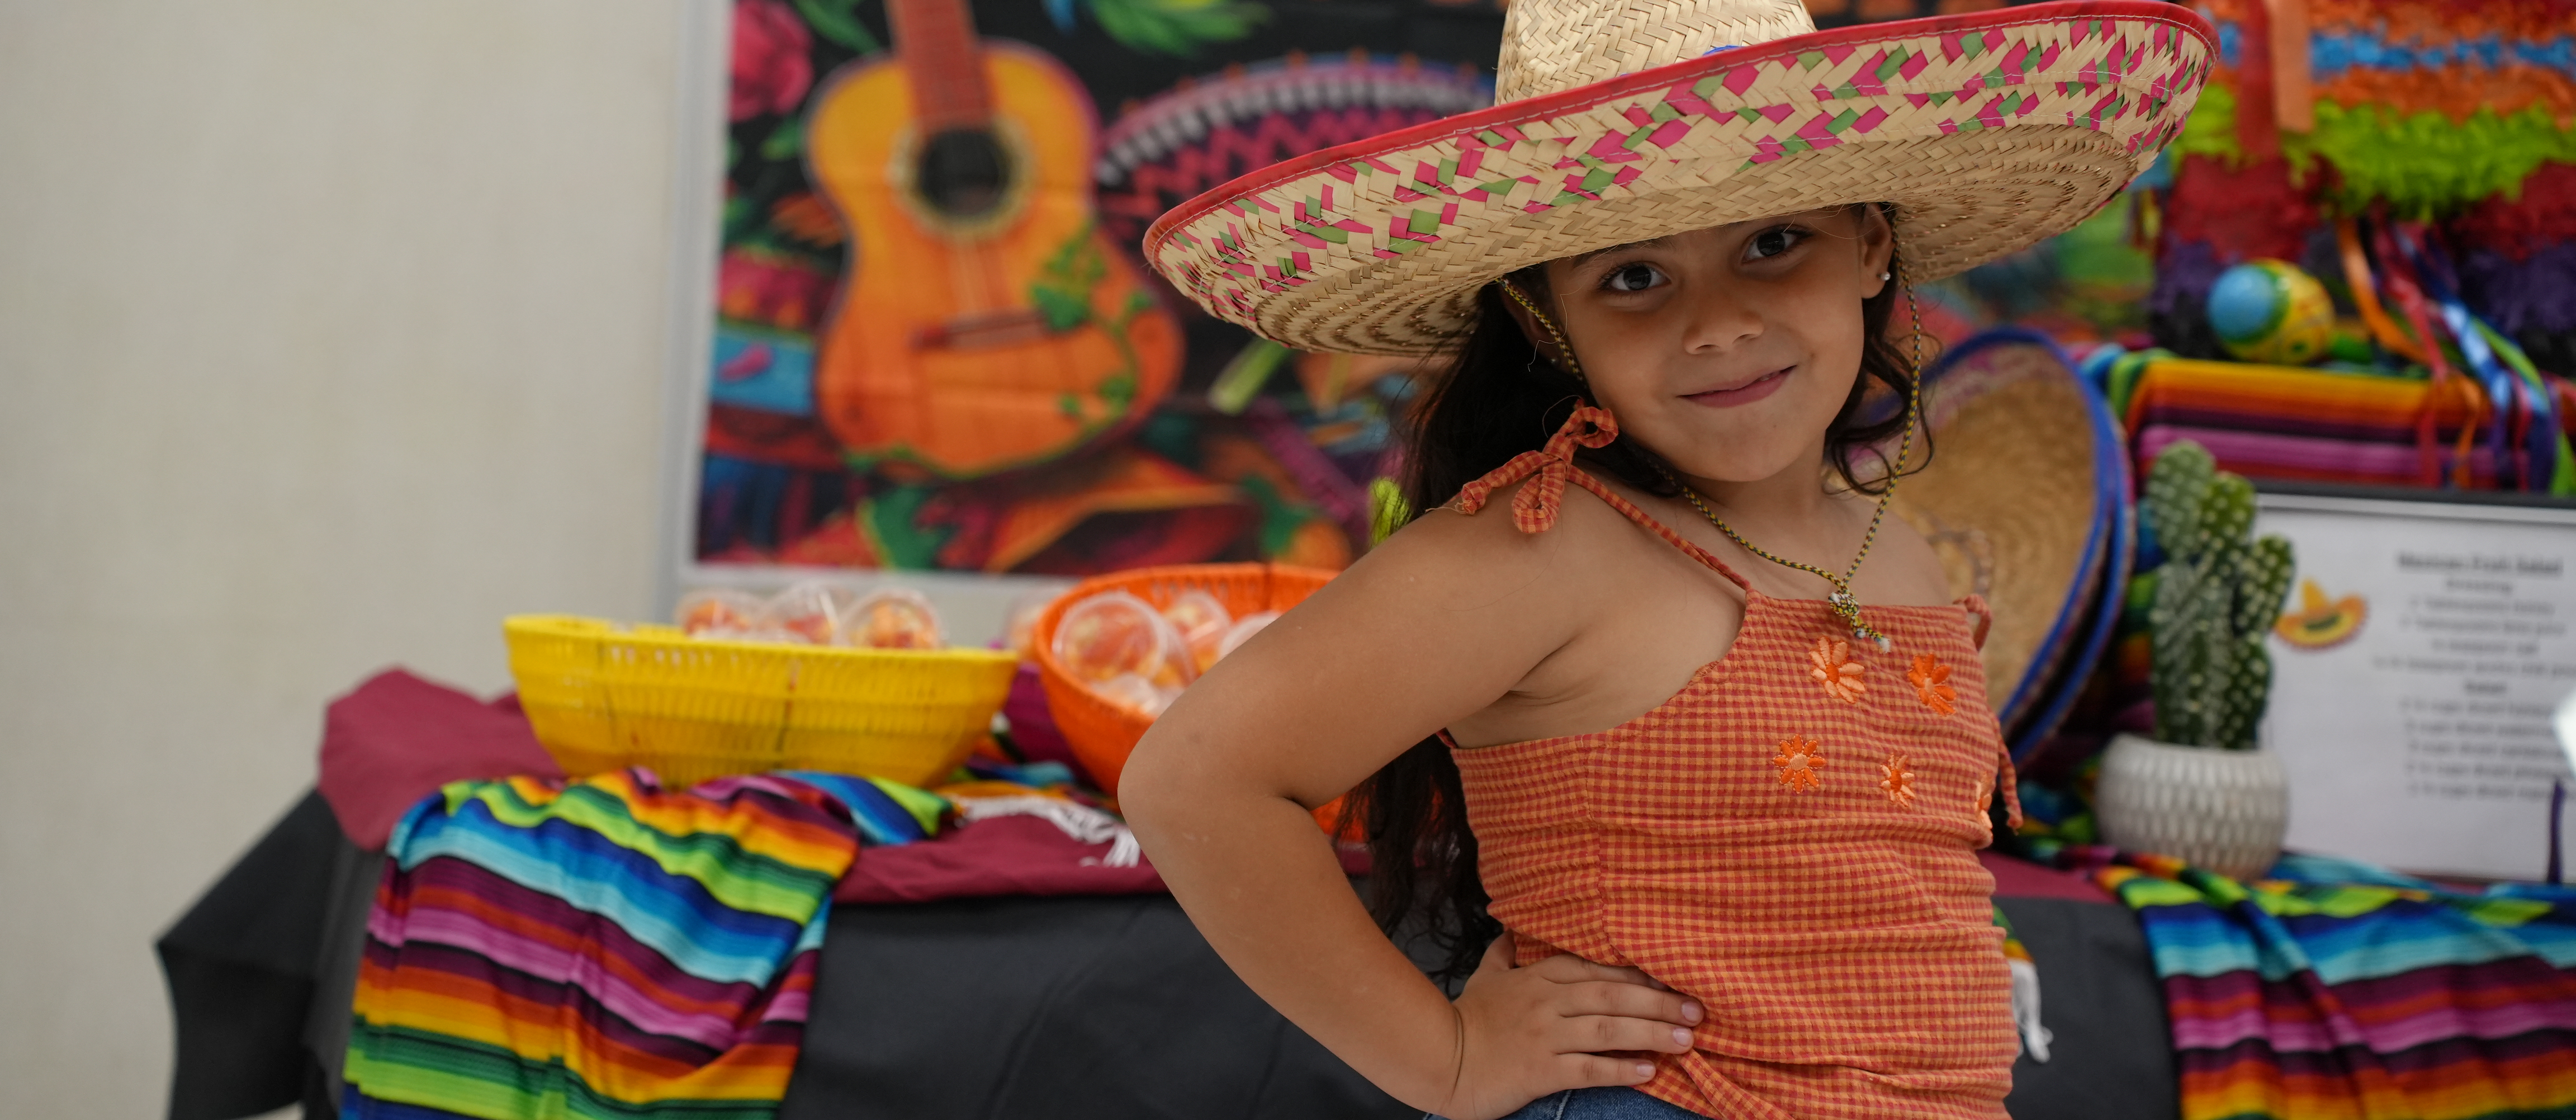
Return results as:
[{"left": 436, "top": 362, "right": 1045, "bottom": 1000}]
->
[{"left": 2142, "top": 441, "right": 2297, "bottom": 750}]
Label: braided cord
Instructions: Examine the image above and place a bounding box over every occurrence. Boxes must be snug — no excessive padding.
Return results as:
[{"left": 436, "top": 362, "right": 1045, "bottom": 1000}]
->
[
  {"left": 1672, "top": 268, "right": 1925, "bottom": 650},
  {"left": 1500, "top": 281, "right": 1584, "bottom": 380},
  {"left": 1493, "top": 267, "right": 1927, "bottom": 650}
]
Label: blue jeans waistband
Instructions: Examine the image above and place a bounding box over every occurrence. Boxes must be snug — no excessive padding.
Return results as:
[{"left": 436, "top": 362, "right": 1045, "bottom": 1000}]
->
[{"left": 1429, "top": 1087, "right": 1706, "bottom": 1119}]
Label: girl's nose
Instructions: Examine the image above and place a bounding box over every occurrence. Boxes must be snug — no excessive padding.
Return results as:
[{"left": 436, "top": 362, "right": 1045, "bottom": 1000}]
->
[{"left": 1679, "top": 289, "right": 1763, "bottom": 354}]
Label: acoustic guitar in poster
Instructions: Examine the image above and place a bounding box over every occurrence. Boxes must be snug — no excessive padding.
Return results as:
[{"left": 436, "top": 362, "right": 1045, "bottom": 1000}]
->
[{"left": 805, "top": 0, "right": 1183, "bottom": 479}]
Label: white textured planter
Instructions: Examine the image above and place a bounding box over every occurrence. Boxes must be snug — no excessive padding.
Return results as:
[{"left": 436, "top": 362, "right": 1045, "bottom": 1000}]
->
[{"left": 2094, "top": 734, "right": 2290, "bottom": 881}]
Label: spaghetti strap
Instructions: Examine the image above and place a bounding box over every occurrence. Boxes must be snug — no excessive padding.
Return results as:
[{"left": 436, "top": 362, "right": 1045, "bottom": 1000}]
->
[
  {"left": 1959, "top": 594, "right": 1994, "bottom": 651},
  {"left": 1453, "top": 405, "right": 1753, "bottom": 592}
]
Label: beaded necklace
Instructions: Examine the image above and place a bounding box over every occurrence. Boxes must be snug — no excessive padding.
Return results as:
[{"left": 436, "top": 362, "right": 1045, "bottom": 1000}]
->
[{"left": 1499, "top": 270, "right": 1926, "bottom": 651}]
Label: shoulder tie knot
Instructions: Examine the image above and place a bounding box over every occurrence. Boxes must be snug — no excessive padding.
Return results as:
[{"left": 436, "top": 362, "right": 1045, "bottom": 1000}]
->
[{"left": 1453, "top": 405, "right": 1621, "bottom": 534}]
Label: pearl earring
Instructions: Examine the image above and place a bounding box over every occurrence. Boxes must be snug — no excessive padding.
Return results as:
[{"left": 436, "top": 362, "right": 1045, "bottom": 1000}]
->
[{"left": 1879, "top": 271, "right": 1892, "bottom": 281}]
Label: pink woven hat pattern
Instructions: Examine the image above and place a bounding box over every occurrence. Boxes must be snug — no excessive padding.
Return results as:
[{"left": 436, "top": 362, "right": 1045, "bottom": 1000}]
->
[{"left": 1143, "top": 0, "right": 2214, "bottom": 356}]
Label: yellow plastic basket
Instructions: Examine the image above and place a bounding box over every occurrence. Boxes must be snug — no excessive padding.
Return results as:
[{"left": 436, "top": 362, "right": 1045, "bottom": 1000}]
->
[{"left": 503, "top": 615, "right": 1020, "bottom": 790}]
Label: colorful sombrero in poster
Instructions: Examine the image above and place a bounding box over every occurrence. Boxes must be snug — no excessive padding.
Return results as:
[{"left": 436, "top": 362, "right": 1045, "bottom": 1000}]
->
[{"left": 1142, "top": 0, "right": 2214, "bottom": 355}]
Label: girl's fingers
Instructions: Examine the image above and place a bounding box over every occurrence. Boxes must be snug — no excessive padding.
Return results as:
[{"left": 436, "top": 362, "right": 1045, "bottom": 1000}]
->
[
  {"left": 1526, "top": 953, "right": 1654, "bottom": 987},
  {"left": 1556, "top": 1015, "right": 1698, "bottom": 1055},
  {"left": 1565, "top": 1053, "right": 1660, "bottom": 1089},
  {"left": 1478, "top": 933, "right": 1518, "bottom": 975},
  {"left": 1564, "top": 980, "right": 1703, "bottom": 1026}
]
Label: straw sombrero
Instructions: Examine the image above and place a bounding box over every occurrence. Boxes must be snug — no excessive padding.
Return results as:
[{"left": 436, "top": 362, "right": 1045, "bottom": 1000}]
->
[
  {"left": 1889, "top": 328, "right": 2128, "bottom": 755},
  {"left": 1142, "top": 0, "right": 2213, "bottom": 355}
]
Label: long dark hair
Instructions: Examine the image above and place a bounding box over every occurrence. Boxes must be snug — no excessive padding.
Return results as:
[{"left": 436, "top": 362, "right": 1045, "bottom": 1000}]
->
[{"left": 1348, "top": 208, "right": 1927, "bottom": 981}]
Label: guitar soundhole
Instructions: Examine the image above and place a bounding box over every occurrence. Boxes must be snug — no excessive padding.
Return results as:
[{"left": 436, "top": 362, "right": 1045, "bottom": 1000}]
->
[{"left": 916, "top": 128, "right": 1012, "bottom": 220}]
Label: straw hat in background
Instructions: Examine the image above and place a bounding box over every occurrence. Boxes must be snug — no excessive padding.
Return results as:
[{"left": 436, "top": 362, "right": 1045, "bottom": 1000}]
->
[
  {"left": 1143, "top": 0, "right": 2213, "bottom": 355},
  {"left": 1892, "top": 329, "right": 2130, "bottom": 753}
]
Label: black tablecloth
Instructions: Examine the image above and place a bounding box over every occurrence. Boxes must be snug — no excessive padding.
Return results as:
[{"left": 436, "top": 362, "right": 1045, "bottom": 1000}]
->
[{"left": 160, "top": 793, "right": 2176, "bottom": 1119}]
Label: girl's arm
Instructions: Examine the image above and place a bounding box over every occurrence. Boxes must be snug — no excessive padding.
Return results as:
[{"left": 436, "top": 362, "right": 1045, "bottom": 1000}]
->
[{"left": 1120, "top": 507, "right": 1702, "bottom": 1120}]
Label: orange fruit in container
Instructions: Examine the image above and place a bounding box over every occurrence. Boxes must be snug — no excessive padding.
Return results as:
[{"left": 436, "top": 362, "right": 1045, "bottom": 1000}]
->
[
  {"left": 842, "top": 588, "right": 943, "bottom": 650},
  {"left": 769, "top": 582, "right": 854, "bottom": 645},
  {"left": 676, "top": 589, "right": 766, "bottom": 638}
]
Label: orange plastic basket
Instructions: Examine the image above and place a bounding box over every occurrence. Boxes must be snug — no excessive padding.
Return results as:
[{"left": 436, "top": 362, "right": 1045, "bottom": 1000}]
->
[
  {"left": 504, "top": 615, "right": 1019, "bottom": 790},
  {"left": 1031, "top": 563, "right": 1336, "bottom": 795}
]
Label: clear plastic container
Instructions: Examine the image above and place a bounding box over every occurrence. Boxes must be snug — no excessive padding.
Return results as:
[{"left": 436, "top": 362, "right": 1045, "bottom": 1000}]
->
[
  {"left": 1052, "top": 590, "right": 1194, "bottom": 690},
  {"left": 770, "top": 581, "right": 856, "bottom": 645},
  {"left": 676, "top": 589, "right": 767, "bottom": 639},
  {"left": 1160, "top": 589, "right": 1234, "bottom": 673},
  {"left": 840, "top": 587, "right": 944, "bottom": 650}
]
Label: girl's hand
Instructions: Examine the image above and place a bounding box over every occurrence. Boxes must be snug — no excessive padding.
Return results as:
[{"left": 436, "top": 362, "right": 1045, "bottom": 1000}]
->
[{"left": 1434, "top": 933, "right": 1703, "bottom": 1120}]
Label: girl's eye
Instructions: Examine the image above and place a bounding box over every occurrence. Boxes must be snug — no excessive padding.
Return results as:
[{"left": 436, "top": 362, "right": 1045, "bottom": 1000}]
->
[
  {"left": 1602, "top": 263, "right": 1665, "bottom": 292},
  {"left": 1746, "top": 226, "right": 1807, "bottom": 260}
]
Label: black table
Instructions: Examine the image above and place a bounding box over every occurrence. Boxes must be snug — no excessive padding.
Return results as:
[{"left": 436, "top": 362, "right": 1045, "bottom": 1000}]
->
[{"left": 160, "top": 793, "right": 2176, "bottom": 1119}]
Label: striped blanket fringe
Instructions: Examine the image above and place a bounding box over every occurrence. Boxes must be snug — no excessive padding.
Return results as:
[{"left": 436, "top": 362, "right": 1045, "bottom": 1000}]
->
[
  {"left": 344, "top": 767, "right": 943, "bottom": 1119},
  {"left": 2042, "top": 843, "right": 2576, "bottom": 1120}
]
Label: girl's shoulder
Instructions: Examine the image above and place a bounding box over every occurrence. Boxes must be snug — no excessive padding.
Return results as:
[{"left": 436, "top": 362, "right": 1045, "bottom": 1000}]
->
[
  {"left": 1404, "top": 471, "right": 1656, "bottom": 564},
  {"left": 1349, "top": 474, "right": 1651, "bottom": 612}
]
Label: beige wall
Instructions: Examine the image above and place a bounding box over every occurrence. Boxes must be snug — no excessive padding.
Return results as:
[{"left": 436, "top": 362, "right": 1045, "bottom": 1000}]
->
[{"left": 0, "top": 2, "right": 705, "bottom": 1109}]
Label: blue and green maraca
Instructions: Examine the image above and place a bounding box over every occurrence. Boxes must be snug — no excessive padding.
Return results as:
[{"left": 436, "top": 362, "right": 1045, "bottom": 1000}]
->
[{"left": 2206, "top": 259, "right": 2335, "bottom": 365}]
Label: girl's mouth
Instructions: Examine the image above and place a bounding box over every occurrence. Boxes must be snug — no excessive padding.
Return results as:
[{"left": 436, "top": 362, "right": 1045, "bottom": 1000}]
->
[{"left": 1682, "top": 367, "right": 1792, "bottom": 408}]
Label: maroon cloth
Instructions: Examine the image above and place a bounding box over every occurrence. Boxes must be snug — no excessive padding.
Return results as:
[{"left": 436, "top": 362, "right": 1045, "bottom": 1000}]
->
[
  {"left": 1000, "top": 663, "right": 1083, "bottom": 773},
  {"left": 310, "top": 667, "right": 1180, "bottom": 901},
  {"left": 314, "top": 668, "right": 2105, "bottom": 905},
  {"left": 317, "top": 669, "right": 562, "bottom": 849},
  {"left": 836, "top": 815, "right": 1167, "bottom": 902},
  {"left": 1980, "top": 849, "right": 2117, "bottom": 904}
]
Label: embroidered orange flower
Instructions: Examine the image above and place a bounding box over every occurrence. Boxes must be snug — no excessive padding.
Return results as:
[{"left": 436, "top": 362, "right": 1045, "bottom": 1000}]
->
[
  {"left": 1977, "top": 782, "right": 1994, "bottom": 816},
  {"left": 1881, "top": 752, "right": 1915, "bottom": 808},
  {"left": 1908, "top": 654, "right": 1957, "bottom": 716},
  {"left": 1809, "top": 637, "right": 1866, "bottom": 703},
  {"left": 1774, "top": 735, "right": 1827, "bottom": 791}
]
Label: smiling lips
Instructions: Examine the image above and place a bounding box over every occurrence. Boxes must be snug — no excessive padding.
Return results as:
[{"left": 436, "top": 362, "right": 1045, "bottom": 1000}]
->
[{"left": 1683, "top": 366, "right": 1792, "bottom": 408}]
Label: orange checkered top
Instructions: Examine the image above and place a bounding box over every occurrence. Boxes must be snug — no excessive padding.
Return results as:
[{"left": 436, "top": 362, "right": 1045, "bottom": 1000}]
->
[{"left": 1447, "top": 407, "right": 2023, "bottom": 1120}]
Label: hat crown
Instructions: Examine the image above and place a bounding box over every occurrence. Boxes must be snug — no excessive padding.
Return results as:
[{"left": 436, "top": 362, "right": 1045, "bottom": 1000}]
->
[{"left": 1494, "top": 0, "right": 1815, "bottom": 103}]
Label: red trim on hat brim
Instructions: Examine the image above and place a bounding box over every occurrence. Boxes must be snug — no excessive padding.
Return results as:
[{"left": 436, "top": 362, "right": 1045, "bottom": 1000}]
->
[{"left": 1142, "top": 0, "right": 2214, "bottom": 262}]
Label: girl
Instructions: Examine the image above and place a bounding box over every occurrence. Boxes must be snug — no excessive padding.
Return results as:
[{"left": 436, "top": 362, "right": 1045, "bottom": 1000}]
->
[{"left": 1120, "top": 3, "right": 2211, "bottom": 1118}]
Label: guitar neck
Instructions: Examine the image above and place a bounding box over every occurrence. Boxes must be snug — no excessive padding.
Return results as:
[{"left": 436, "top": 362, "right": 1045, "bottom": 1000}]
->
[{"left": 888, "top": 0, "right": 993, "bottom": 132}]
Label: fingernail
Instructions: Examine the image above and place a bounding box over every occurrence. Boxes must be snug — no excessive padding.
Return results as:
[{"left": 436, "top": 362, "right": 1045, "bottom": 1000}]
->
[
  {"left": 1672, "top": 1027, "right": 1692, "bottom": 1046},
  {"left": 1683, "top": 1001, "right": 1703, "bottom": 1024},
  {"left": 1633, "top": 1062, "right": 1655, "bottom": 1080}
]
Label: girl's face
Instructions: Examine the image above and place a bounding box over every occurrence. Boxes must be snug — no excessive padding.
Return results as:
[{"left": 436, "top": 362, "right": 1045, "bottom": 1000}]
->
[{"left": 1517, "top": 207, "right": 1895, "bottom": 486}]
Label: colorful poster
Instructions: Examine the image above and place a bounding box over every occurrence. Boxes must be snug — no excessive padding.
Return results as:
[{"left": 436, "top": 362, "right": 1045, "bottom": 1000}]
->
[
  {"left": 695, "top": 0, "right": 1500, "bottom": 578},
  {"left": 687, "top": 0, "right": 2047, "bottom": 582}
]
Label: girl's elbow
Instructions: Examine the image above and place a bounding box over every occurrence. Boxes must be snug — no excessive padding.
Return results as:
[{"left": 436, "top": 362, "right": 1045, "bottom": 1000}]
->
[{"left": 1114, "top": 728, "right": 1191, "bottom": 831}]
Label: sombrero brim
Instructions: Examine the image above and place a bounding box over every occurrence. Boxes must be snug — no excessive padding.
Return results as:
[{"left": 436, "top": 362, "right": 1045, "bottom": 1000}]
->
[
  {"left": 1888, "top": 328, "right": 2115, "bottom": 737},
  {"left": 1143, "top": 0, "right": 2213, "bottom": 356},
  {"left": 2006, "top": 335, "right": 2133, "bottom": 759}
]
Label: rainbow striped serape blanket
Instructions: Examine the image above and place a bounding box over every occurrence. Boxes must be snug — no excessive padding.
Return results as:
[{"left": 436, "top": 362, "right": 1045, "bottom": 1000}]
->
[
  {"left": 2062, "top": 847, "right": 2576, "bottom": 1120},
  {"left": 343, "top": 768, "right": 945, "bottom": 1119}
]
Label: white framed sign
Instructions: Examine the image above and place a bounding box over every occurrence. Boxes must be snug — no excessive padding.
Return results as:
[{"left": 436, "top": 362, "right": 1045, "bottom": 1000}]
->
[{"left": 2257, "top": 490, "right": 2576, "bottom": 881}]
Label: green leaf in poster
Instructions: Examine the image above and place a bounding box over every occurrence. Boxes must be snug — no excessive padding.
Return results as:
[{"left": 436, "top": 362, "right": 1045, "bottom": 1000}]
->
[
  {"left": 860, "top": 484, "right": 950, "bottom": 569},
  {"left": 722, "top": 194, "right": 759, "bottom": 241},
  {"left": 1031, "top": 286, "right": 1090, "bottom": 333},
  {"left": 794, "top": 0, "right": 882, "bottom": 53},
  {"left": 1083, "top": 0, "right": 1267, "bottom": 57},
  {"left": 1029, "top": 223, "right": 1109, "bottom": 332},
  {"left": 761, "top": 118, "right": 804, "bottom": 160},
  {"left": 1098, "top": 371, "right": 1137, "bottom": 413},
  {"left": 1236, "top": 475, "right": 1314, "bottom": 558}
]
